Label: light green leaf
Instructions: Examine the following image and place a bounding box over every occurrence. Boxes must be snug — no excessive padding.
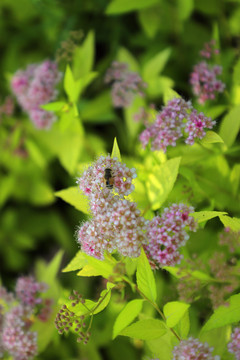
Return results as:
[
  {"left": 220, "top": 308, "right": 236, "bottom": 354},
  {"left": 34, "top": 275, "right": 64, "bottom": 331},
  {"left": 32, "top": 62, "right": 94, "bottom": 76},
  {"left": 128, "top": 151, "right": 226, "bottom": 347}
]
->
[
  {"left": 201, "top": 293, "right": 240, "bottom": 332},
  {"left": 124, "top": 96, "right": 145, "bottom": 140},
  {"left": 204, "top": 105, "right": 227, "bottom": 119},
  {"left": 113, "top": 299, "right": 144, "bottom": 339},
  {"left": 25, "top": 139, "right": 46, "bottom": 169},
  {"left": 146, "top": 157, "right": 181, "bottom": 210},
  {"left": 106, "top": 0, "right": 159, "bottom": 15},
  {"left": 138, "top": 6, "right": 160, "bottom": 38},
  {"left": 177, "top": 0, "right": 194, "bottom": 20},
  {"left": 219, "top": 215, "right": 240, "bottom": 231},
  {"left": 192, "top": 211, "right": 228, "bottom": 223},
  {"left": 219, "top": 106, "right": 240, "bottom": 147},
  {"left": 142, "top": 48, "right": 172, "bottom": 81},
  {"left": 72, "top": 31, "right": 95, "bottom": 78},
  {"left": 79, "top": 91, "right": 113, "bottom": 122},
  {"left": 84, "top": 283, "right": 115, "bottom": 315},
  {"left": 200, "top": 326, "right": 230, "bottom": 357},
  {"left": 147, "top": 76, "right": 174, "bottom": 97},
  {"left": 120, "top": 319, "right": 166, "bottom": 340},
  {"left": 230, "top": 164, "right": 240, "bottom": 196},
  {"left": 163, "top": 301, "right": 190, "bottom": 328},
  {"left": 36, "top": 250, "right": 64, "bottom": 290},
  {"left": 40, "top": 101, "right": 66, "bottom": 112},
  {"left": 64, "top": 65, "right": 77, "bottom": 102},
  {"left": 78, "top": 253, "right": 115, "bottom": 279},
  {"left": 200, "top": 131, "right": 224, "bottom": 145},
  {"left": 62, "top": 251, "right": 88, "bottom": 272},
  {"left": 117, "top": 47, "right": 139, "bottom": 72},
  {"left": 29, "top": 181, "right": 54, "bottom": 205},
  {"left": 111, "top": 137, "right": 122, "bottom": 161},
  {"left": 233, "top": 58, "right": 240, "bottom": 85},
  {"left": 146, "top": 329, "right": 174, "bottom": 360},
  {"left": 163, "top": 88, "right": 181, "bottom": 105},
  {"left": 175, "top": 310, "right": 190, "bottom": 339},
  {"left": 55, "top": 186, "right": 89, "bottom": 214},
  {"left": 0, "top": 176, "right": 14, "bottom": 207},
  {"left": 164, "top": 266, "right": 214, "bottom": 281},
  {"left": 137, "top": 248, "right": 157, "bottom": 302}
]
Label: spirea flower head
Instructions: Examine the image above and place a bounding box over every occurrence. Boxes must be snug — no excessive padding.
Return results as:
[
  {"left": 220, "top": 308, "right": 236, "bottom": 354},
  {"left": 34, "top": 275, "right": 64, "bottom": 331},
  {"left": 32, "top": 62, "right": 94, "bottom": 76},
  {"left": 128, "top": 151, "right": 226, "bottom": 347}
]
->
[
  {"left": 139, "top": 97, "right": 215, "bottom": 152},
  {"left": 16, "top": 276, "right": 48, "bottom": 308},
  {"left": 228, "top": 327, "right": 240, "bottom": 359},
  {"left": 77, "top": 198, "right": 148, "bottom": 260},
  {"left": 77, "top": 155, "right": 137, "bottom": 201},
  {"left": 219, "top": 227, "right": 240, "bottom": 253},
  {"left": 145, "top": 204, "right": 197, "bottom": 268},
  {"left": 105, "top": 61, "right": 147, "bottom": 108},
  {"left": 2, "top": 305, "right": 38, "bottom": 360},
  {"left": 172, "top": 337, "right": 220, "bottom": 360},
  {"left": 190, "top": 41, "right": 225, "bottom": 104},
  {"left": 11, "top": 60, "right": 62, "bottom": 129}
]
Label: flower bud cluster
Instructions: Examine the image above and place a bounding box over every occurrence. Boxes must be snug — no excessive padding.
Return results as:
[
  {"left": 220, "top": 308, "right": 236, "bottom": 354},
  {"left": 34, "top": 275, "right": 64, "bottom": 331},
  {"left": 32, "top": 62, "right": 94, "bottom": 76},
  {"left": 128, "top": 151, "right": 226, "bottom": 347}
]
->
[
  {"left": 144, "top": 204, "right": 197, "bottom": 268},
  {"left": 55, "top": 290, "right": 91, "bottom": 344},
  {"left": 228, "top": 327, "right": 240, "bottom": 359},
  {"left": 172, "top": 337, "right": 220, "bottom": 360},
  {"left": 190, "top": 41, "right": 225, "bottom": 104},
  {"left": 139, "top": 98, "right": 215, "bottom": 152},
  {"left": 77, "top": 155, "right": 148, "bottom": 260},
  {"left": 0, "top": 276, "right": 53, "bottom": 360},
  {"left": 11, "top": 60, "right": 62, "bottom": 129},
  {"left": 105, "top": 61, "right": 147, "bottom": 108}
]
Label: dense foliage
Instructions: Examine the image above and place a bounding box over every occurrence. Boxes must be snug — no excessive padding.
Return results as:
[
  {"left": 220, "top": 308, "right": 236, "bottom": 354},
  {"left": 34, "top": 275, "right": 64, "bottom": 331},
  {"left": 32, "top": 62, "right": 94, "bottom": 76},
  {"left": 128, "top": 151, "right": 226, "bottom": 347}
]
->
[{"left": 1, "top": 0, "right": 240, "bottom": 359}]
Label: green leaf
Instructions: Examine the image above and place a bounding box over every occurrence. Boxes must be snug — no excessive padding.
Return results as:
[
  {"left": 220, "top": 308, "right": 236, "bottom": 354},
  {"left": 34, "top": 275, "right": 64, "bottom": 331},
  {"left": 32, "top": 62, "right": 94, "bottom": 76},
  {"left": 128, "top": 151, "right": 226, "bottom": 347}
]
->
[
  {"left": 64, "top": 65, "right": 78, "bottom": 102},
  {"left": 72, "top": 31, "right": 95, "bottom": 79},
  {"left": 113, "top": 299, "right": 144, "bottom": 339},
  {"left": 233, "top": 58, "right": 240, "bottom": 85},
  {"left": 219, "top": 215, "right": 240, "bottom": 231},
  {"left": 36, "top": 250, "right": 64, "bottom": 292},
  {"left": 29, "top": 181, "right": 55, "bottom": 206},
  {"left": 111, "top": 137, "right": 122, "bottom": 161},
  {"left": 163, "top": 88, "right": 181, "bottom": 105},
  {"left": 192, "top": 211, "right": 227, "bottom": 223},
  {"left": 40, "top": 101, "right": 66, "bottom": 112},
  {"left": 146, "top": 157, "right": 181, "bottom": 210},
  {"left": 175, "top": 310, "right": 190, "bottom": 339},
  {"left": 79, "top": 91, "right": 113, "bottom": 122},
  {"left": 177, "top": 0, "right": 194, "bottom": 20},
  {"left": 147, "top": 76, "right": 174, "bottom": 97},
  {"left": 164, "top": 266, "right": 214, "bottom": 281},
  {"left": 146, "top": 329, "right": 174, "bottom": 360},
  {"left": 120, "top": 319, "right": 166, "bottom": 340},
  {"left": 137, "top": 248, "right": 157, "bottom": 302},
  {"left": 201, "top": 293, "right": 240, "bottom": 332},
  {"left": 55, "top": 186, "right": 90, "bottom": 214},
  {"left": 199, "top": 326, "right": 230, "bottom": 357},
  {"left": 163, "top": 301, "right": 190, "bottom": 328},
  {"left": 219, "top": 106, "right": 240, "bottom": 147},
  {"left": 204, "top": 105, "right": 227, "bottom": 119},
  {"left": 142, "top": 48, "right": 172, "bottom": 81},
  {"left": 78, "top": 253, "right": 115, "bottom": 279},
  {"left": 200, "top": 131, "right": 224, "bottom": 145},
  {"left": 117, "top": 47, "right": 139, "bottom": 72},
  {"left": 230, "top": 164, "right": 240, "bottom": 196},
  {"left": 84, "top": 282, "right": 115, "bottom": 315},
  {"left": 106, "top": 0, "right": 159, "bottom": 15},
  {"left": 138, "top": 6, "right": 160, "bottom": 38},
  {"left": 62, "top": 251, "right": 88, "bottom": 272},
  {"left": 25, "top": 139, "right": 46, "bottom": 169},
  {"left": 124, "top": 96, "right": 145, "bottom": 140}
]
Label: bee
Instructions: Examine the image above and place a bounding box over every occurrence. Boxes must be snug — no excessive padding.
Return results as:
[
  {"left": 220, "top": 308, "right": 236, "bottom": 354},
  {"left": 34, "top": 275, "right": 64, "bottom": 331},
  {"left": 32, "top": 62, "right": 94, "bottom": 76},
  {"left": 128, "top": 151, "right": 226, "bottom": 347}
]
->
[{"left": 104, "top": 168, "right": 114, "bottom": 189}]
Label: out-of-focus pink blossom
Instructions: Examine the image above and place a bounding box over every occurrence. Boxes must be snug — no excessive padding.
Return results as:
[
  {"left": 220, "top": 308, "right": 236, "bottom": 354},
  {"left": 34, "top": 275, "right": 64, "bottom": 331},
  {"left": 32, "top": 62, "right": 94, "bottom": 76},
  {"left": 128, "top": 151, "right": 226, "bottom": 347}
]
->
[
  {"left": 105, "top": 61, "right": 147, "bottom": 108},
  {"left": 172, "top": 337, "right": 220, "bottom": 360},
  {"left": 228, "top": 327, "right": 240, "bottom": 359},
  {"left": 11, "top": 60, "right": 62, "bottom": 129}
]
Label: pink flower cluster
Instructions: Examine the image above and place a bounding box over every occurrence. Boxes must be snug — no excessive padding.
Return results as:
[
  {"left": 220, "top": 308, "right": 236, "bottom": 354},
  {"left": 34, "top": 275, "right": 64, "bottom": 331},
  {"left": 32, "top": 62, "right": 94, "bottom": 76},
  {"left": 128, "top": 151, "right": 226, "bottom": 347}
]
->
[
  {"left": 228, "top": 327, "right": 240, "bottom": 359},
  {"left": 144, "top": 204, "right": 197, "bottom": 268},
  {"left": 77, "top": 155, "right": 148, "bottom": 259},
  {"left": 219, "top": 227, "right": 240, "bottom": 253},
  {"left": 11, "top": 60, "right": 62, "bottom": 129},
  {"left": 16, "top": 276, "right": 48, "bottom": 307},
  {"left": 200, "top": 40, "right": 220, "bottom": 59},
  {"left": 172, "top": 337, "right": 220, "bottom": 360},
  {"left": 0, "top": 276, "right": 53, "bottom": 360},
  {"left": 190, "top": 41, "right": 225, "bottom": 104},
  {"left": 139, "top": 98, "right": 215, "bottom": 152},
  {"left": 2, "top": 305, "right": 37, "bottom": 360},
  {"left": 105, "top": 61, "right": 147, "bottom": 108}
]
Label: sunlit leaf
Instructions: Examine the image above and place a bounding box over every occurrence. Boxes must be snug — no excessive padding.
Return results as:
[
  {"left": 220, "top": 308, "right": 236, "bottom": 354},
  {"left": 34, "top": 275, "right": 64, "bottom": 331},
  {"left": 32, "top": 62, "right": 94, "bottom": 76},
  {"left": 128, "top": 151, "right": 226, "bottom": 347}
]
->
[
  {"left": 142, "top": 48, "right": 172, "bottom": 81},
  {"left": 120, "top": 319, "right": 166, "bottom": 340},
  {"left": 219, "top": 215, "right": 240, "bottom": 231},
  {"left": 62, "top": 251, "right": 88, "bottom": 272},
  {"left": 111, "top": 137, "right": 122, "bottom": 161},
  {"left": 137, "top": 248, "right": 157, "bottom": 302},
  {"left": 113, "top": 299, "right": 144, "bottom": 339},
  {"left": 55, "top": 186, "right": 90, "bottom": 214},
  {"left": 163, "top": 301, "right": 190, "bottom": 328},
  {"left": 192, "top": 211, "right": 227, "bottom": 223},
  {"left": 219, "top": 106, "right": 240, "bottom": 147},
  {"left": 106, "top": 0, "right": 159, "bottom": 15}
]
